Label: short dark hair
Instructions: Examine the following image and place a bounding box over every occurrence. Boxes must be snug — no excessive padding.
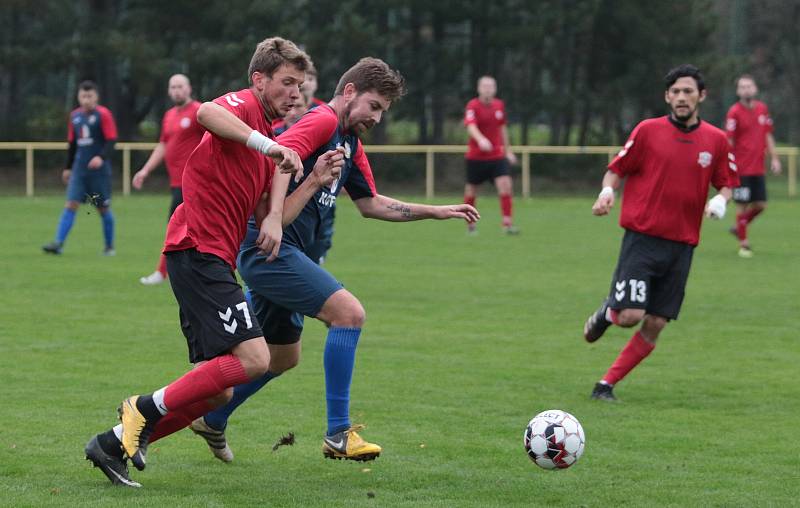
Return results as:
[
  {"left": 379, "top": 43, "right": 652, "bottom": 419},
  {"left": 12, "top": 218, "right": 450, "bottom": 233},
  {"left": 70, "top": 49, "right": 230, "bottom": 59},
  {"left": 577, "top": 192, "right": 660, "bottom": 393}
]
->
[
  {"left": 737, "top": 74, "right": 756, "bottom": 86},
  {"left": 334, "top": 57, "right": 406, "bottom": 102},
  {"left": 247, "top": 37, "right": 312, "bottom": 84},
  {"left": 78, "top": 80, "right": 98, "bottom": 92},
  {"left": 664, "top": 64, "right": 705, "bottom": 92}
]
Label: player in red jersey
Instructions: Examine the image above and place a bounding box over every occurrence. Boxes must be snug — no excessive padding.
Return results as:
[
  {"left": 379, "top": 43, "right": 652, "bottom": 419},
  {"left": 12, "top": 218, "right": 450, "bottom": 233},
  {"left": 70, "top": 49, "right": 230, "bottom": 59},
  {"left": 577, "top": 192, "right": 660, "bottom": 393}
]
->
[
  {"left": 84, "top": 37, "right": 344, "bottom": 488},
  {"left": 725, "top": 74, "right": 781, "bottom": 258},
  {"left": 463, "top": 75, "right": 518, "bottom": 235},
  {"left": 132, "top": 74, "right": 205, "bottom": 285},
  {"left": 582, "top": 65, "right": 738, "bottom": 401}
]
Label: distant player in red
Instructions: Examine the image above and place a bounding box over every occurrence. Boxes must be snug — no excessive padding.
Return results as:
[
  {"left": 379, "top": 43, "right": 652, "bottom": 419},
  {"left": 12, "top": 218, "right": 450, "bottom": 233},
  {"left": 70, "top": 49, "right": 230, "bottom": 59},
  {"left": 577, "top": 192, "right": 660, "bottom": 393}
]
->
[
  {"left": 132, "top": 74, "right": 205, "bottom": 285},
  {"left": 582, "top": 65, "right": 738, "bottom": 401},
  {"left": 84, "top": 37, "right": 344, "bottom": 488},
  {"left": 725, "top": 74, "right": 781, "bottom": 258},
  {"left": 463, "top": 75, "right": 518, "bottom": 235}
]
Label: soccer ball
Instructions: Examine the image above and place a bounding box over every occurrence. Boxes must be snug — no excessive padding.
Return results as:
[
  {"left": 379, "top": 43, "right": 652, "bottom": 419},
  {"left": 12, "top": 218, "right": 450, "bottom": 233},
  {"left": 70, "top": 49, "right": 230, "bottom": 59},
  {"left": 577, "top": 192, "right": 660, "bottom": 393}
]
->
[{"left": 523, "top": 409, "right": 585, "bottom": 470}]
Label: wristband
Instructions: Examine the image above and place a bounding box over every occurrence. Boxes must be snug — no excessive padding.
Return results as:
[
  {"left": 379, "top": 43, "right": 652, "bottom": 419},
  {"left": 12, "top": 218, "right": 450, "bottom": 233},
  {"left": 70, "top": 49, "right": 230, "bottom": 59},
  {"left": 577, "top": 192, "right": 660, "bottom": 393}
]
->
[
  {"left": 246, "top": 130, "right": 277, "bottom": 155},
  {"left": 599, "top": 186, "right": 614, "bottom": 198}
]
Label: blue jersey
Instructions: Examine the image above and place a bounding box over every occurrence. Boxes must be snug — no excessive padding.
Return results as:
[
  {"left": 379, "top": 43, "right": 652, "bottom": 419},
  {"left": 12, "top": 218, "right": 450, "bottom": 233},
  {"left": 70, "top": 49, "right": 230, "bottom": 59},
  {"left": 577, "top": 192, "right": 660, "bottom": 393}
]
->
[
  {"left": 67, "top": 105, "right": 117, "bottom": 170},
  {"left": 271, "top": 104, "right": 376, "bottom": 252}
]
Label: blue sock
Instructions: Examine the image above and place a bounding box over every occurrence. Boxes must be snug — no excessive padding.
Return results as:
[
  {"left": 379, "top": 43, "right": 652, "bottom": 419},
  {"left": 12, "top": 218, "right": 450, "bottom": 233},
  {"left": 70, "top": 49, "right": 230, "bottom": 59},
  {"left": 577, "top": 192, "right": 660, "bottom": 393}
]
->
[
  {"left": 324, "top": 327, "right": 361, "bottom": 436},
  {"left": 55, "top": 208, "right": 76, "bottom": 244},
  {"left": 203, "top": 371, "right": 280, "bottom": 431},
  {"left": 244, "top": 287, "right": 253, "bottom": 308},
  {"left": 100, "top": 210, "right": 115, "bottom": 248}
]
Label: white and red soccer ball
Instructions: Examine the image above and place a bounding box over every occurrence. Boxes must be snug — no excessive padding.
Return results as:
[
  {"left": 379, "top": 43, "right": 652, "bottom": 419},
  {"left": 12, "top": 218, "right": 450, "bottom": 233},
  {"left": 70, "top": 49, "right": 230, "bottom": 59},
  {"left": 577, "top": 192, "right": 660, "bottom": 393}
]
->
[{"left": 523, "top": 409, "right": 585, "bottom": 470}]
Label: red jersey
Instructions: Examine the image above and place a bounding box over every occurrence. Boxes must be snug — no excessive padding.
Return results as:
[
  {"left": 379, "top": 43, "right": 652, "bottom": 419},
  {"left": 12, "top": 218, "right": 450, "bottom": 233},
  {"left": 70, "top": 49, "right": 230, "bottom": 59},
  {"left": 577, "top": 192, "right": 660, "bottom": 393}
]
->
[
  {"left": 159, "top": 100, "right": 204, "bottom": 187},
  {"left": 164, "top": 89, "right": 274, "bottom": 268},
  {"left": 464, "top": 98, "right": 506, "bottom": 160},
  {"left": 725, "top": 100, "right": 773, "bottom": 176},
  {"left": 609, "top": 116, "right": 737, "bottom": 246}
]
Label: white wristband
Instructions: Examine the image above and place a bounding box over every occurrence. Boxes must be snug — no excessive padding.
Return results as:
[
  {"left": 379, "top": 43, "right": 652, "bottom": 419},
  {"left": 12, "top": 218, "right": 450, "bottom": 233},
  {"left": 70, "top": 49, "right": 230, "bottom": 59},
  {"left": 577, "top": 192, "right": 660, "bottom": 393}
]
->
[
  {"left": 246, "top": 130, "right": 277, "bottom": 155},
  {"left": 707, "top": 193, "right": 727, "bottom": 219},
  {"left": 599, "top": 186, "right": 614, "bottom": 198}
]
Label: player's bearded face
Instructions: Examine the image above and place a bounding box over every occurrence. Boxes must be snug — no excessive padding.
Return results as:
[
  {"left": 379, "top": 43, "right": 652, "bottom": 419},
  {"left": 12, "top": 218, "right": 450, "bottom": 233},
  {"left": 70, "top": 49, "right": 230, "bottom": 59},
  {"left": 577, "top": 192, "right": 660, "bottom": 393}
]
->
[
  {"left": 344, "top": 91, "right": 391, "bottom": 133},
  {"left": 665, "top": 77, "right": 705, "bottom": 123},
  {"left": 256, "top": 65, "right": 304, "bottom": 119},
  {"left": 168, "top": 81, "right": 191, "bottom": 105},
  {"left": 78, "top": 90, "right": 98, "bottom": 111}
]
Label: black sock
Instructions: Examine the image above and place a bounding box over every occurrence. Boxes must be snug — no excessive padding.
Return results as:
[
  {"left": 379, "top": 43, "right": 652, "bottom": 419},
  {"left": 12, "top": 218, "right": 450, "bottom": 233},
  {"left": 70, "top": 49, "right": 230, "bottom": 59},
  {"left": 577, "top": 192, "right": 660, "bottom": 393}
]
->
[
  {"left": 135, "top": 394, "right": 163, "bottom": 421},
  {"left": 97, "top": 429, "right": 123, "bottom": 458}
]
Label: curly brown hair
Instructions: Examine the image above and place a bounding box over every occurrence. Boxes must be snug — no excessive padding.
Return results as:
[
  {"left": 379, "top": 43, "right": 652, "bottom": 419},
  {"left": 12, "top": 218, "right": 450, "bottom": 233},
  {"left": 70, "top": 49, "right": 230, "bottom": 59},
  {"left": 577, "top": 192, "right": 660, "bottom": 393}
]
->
[{"left": 334, "top": 57, "right": 406, "bottom": 102}]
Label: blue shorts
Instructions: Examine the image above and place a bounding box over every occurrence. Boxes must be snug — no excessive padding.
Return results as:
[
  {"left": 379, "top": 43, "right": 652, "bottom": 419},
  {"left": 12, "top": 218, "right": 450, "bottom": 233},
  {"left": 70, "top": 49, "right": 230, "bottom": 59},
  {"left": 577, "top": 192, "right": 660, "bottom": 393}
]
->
[
  {"left": 237, "top": 231, "right": 343, "bottom": 345},
  {"left": 66, "top": 164, "right": 112, "bottom": 207}
]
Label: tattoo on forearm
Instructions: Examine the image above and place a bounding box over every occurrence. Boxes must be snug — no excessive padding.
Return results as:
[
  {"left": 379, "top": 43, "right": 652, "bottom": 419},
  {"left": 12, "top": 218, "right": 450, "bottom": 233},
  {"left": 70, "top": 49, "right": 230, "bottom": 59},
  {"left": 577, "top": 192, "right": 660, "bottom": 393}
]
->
[{"left": 388, "top": 202, "right": 415, "bottom": 218}]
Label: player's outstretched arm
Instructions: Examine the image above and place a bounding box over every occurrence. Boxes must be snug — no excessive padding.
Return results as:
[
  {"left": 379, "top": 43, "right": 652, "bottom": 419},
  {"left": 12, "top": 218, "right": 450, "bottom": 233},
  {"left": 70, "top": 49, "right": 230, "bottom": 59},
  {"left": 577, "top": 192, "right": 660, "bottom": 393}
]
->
[
  {"left": 196, "top": 102, "right": 303, "bottom": 176},
  {"left": 592, "top": 170, "right": 621, "bottom": 216},
  {"left": 354, "top": 195, "right": 480, "bottom": 223},
  {"left": 132, "top": 142, "right": 166, "bottom": 190}
]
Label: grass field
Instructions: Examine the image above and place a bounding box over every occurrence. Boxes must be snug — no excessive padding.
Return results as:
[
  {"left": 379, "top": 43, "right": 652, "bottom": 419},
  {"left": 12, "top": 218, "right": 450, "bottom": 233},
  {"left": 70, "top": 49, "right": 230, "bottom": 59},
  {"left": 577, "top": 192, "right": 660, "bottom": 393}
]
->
[{"left": 0, "top": 190, "right": 798, "bottom": 507}]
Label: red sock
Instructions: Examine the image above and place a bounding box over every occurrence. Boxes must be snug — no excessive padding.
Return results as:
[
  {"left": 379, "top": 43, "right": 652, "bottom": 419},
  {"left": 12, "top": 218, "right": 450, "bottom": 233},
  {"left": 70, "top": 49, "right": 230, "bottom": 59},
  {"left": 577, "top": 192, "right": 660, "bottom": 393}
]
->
[
  {"left": 735, "top": 213, "right": 749, "bottom": 242},
  {"left": 743, "top": 207, "right": 763, "bottom": 224},
  {"left": 602, "top": 331, "right": 655, "bottom": 385},
  {"left": 148, "top": 400, "right": 213, "bottom": 444},
  {"left": 464, "top": 195, "right": 476, "bottom": 208},
  {"left": 163, "top": 355, "right": 250, "bottom": 411},
  {"left": 500, "top": 194, "right": 513, "bottom": 226},
  {"left": 157, "top": 254, "right": 168, "bottom": 277}
]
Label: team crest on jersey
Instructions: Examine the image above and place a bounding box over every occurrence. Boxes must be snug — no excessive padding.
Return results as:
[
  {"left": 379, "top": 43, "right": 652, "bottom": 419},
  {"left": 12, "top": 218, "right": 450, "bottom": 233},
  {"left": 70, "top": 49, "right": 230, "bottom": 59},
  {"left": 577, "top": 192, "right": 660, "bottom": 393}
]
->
[
  {"left": 726, "top": 118, "right": 737, "bottom": 131},
  {"left": 697, "top": 151, "right": 712, "bottom": 168},
  {"left": 758, "top": 114, "right": 769, "bottom": 125},
  {"left": 343, "top": 141, "right": 351, "bottom": 159},
  {"left": 88, "top": 115, "right": 96, "bottom": 125},
  {"left": 495, "top": 110, "right": 504, "bottom": 120},
  {"left": 180, "top": 117, "right": 191, "bottom": 128}
]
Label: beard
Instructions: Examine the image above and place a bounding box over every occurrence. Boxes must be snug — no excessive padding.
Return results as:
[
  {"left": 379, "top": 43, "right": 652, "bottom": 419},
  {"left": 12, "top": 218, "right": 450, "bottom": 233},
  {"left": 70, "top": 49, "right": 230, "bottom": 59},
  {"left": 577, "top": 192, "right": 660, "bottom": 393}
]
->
[{"left": 671, "top": 105, "right": 695, "bottom": 122}]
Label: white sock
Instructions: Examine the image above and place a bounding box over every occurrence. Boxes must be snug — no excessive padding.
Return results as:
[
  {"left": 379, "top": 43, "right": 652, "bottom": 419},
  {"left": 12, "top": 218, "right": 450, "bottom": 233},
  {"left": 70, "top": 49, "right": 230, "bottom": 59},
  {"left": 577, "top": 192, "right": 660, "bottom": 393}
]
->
[
  {"left": 152, "top": 387, "right": 169, "bottom": 415},
  {"left": 113, "top": 424, "right": 123, "bottom": 441}
]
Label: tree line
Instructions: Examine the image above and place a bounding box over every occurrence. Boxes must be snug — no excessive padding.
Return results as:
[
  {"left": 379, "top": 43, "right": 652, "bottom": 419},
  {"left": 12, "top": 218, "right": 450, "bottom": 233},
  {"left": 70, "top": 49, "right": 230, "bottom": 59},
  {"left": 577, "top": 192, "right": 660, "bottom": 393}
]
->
[{"left": 2, "top": 0, "right": 798, "bottom": 146}]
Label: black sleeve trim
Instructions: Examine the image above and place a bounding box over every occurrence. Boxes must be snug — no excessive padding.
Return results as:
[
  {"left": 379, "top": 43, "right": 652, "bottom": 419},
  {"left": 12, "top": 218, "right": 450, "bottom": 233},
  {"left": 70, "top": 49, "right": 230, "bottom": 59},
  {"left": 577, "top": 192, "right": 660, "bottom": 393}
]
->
[
  {"left": 66, "top": 140, "right": 77, "bottom": 169},
  {"left": 100, "top": 140, "right": 116, "bottom": 162}
]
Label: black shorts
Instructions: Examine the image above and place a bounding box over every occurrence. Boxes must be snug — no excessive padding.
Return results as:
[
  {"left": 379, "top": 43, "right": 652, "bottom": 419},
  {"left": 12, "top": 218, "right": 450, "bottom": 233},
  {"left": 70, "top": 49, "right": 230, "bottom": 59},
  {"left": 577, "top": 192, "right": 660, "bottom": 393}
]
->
[
  {"left": 466, "top": 159, "right": 510, "bottom": 185},
  {"left": 607, "top": 230, "right": 695, "bottom": 320},
  {"left": 733, "top": 175, "right": 767, "bottom": 203},
  {"left": 166, "top": 249, "right": 263, "bottom": 363},
  {"left": 168, "top": 186, "right": 183, "bottom": 218}
]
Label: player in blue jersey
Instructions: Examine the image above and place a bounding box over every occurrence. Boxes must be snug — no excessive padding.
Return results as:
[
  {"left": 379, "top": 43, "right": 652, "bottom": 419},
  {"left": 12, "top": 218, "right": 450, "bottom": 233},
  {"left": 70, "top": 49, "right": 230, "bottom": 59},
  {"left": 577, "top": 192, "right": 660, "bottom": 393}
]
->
[
  {"left": 190, "top": 58, "right": 480, "bottom": 462},
  {"left": 43, "top": 81, "right": 118, "bottom": 255}
]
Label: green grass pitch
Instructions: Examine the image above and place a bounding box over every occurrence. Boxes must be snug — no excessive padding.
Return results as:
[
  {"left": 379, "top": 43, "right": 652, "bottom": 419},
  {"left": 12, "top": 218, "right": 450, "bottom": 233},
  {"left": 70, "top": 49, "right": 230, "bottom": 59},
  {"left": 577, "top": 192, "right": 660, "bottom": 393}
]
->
[{"left": 0, "top": 189, "right": 797, "bottom": 507}]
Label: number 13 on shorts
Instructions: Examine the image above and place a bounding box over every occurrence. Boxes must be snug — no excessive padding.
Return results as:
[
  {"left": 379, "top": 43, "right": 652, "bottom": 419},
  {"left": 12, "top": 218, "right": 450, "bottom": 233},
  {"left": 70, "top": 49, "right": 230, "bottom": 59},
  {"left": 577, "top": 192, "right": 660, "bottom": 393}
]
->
[{"left": 614, "top": 278, "right": 647, "bottom": 303}]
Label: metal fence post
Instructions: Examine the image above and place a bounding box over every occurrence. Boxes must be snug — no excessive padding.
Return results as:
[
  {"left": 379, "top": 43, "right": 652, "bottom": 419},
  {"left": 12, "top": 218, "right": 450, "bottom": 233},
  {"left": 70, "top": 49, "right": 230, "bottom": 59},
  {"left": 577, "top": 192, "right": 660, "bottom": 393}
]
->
[
  {"left": 122, "top": 146, "right": 131, "bottom": 196},
  {"left": 425, "top": 148, "right": 434, "bottom": 199},
  {"left": 25, "top": 144, "right": 34, "bottom": 197},
  {"left": 521, "top": 150, "right": 531, "bottom": 198}
]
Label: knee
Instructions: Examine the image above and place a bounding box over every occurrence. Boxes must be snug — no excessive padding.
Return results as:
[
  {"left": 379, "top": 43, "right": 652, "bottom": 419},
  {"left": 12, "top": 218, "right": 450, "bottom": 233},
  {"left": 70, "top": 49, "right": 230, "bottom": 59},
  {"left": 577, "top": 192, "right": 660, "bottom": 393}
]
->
[
  {"left": 65, "top": 201, "right": 79, "bottom": 211},
  {"left": 208, "top": 387, "right": 234, "bottom": 408},
  {"left": 269, "top": 349, "right": 301, "bottom": 374},
  {"left": 616, "top": 309, "right": 645, "bottom": 327},
  {"left": 332, "top": 298, "right": 366, "bottom": 328},
  {"left": 641, "top": 315, "right": 668, "bottom": 341},
  {"left": 238, "top": 347, "right": 270, "bottom": 379}
]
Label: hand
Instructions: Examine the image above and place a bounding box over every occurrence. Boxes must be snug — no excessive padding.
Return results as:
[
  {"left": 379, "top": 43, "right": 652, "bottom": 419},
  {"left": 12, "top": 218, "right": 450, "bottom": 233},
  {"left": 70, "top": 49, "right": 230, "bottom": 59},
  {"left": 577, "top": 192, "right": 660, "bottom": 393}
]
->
[
  {"left": 771, "top": 157, "right": 782, "bottom": 175},
  {"left": 267, "top": 144, "right": 304, "bottom": 182},
  {"left": 132, "top": 169, "right": 149, "bottom": 190},
  {"left": 256, "top": 212, "right": 282, "bottom": 262},
  {"left": 434, "top": 204, "right": 481, "bottom": 223},
  {"left": 88, "top": 156, "right": 103, "bottom": 169},
  {"left": 705, "top": 193, "right": 727, "bottom": 219},
  {"left": 477, "top": 138, "right": 493, "bottom": 152},
  {"left": 592, "top": 192, "right": 614, "bottom": 216},
  {"left": 311, "top": 147, "right": 345, "bottom": 188},
  {"left": 505, "top": 151, "right": 518, "bottom": 165},
  {"left": 61, "top": 169, "right": 71, "bottom": 185}
]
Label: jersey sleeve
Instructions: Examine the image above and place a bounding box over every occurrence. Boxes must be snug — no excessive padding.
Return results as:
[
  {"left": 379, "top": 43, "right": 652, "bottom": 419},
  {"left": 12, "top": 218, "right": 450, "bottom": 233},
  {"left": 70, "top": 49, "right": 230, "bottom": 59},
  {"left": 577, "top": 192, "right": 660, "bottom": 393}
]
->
[
  {"left": 276, "top": 108, "right": 339, "bottom": 160},
  {"left": 713, "top": 136, "right": 738, "bottom": 190},
  {"left": 463, "top": 100, "right": 477, "bottom": 126},
  {"left": 67, "top": 113, "right": 75, "bottom": 142},
  {"left": 98, "top": 106, "right": 118, "bottom": 140},
  {"left": 725, "top": 107, "right": 738, "bottom": 144},
  {"left": 212, "top": 92, "right": 256, "bottom": 128},
  {"left": 158, "top": 112, "right": 169, "bottom": 143},
  {"left": 763, "top": 105, "right": 774, "bottom": 134},
  {"left": 608, "top": 122, "right": 645, "bottom": 177},
  {"left": 497, "top": 100, "right": 507, "bottom": 126},
  {"left": 344, "top": 142, "right": 377, "bottom": 200}
]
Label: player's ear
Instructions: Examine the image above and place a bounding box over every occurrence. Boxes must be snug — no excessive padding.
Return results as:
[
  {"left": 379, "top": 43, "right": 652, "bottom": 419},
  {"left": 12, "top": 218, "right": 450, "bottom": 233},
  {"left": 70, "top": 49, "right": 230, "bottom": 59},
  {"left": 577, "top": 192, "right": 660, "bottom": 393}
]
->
[
  {"left": 698, "top": 89, "right": 707, "bottom": 103},
  {"left": 343, "top": 82, "right": 357, "bottom": 101},
  {"left": 664, "top": 90, "right": 670, "bottom": 104}
]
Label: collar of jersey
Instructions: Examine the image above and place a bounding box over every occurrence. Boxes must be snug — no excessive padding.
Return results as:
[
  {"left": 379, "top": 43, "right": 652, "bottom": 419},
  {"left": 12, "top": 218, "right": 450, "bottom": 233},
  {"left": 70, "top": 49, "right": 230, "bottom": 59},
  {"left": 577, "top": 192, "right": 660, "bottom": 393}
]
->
[{"left": 668, "top": 114, "right": 702, "bottom": 133}]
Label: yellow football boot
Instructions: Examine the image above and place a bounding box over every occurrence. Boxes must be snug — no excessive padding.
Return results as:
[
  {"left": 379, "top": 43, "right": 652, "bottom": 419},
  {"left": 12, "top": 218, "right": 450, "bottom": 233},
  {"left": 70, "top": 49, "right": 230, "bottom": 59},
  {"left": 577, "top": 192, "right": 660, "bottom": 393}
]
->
[
  {"left": 322, "top": 424, "right": 381, "bottom": 461},
  {"left": 117, "top": 395, "right": 155, "bottom": 471}
]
